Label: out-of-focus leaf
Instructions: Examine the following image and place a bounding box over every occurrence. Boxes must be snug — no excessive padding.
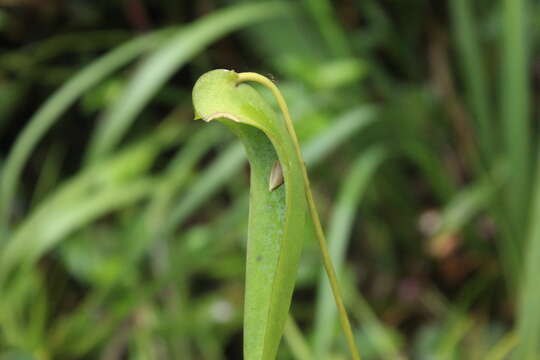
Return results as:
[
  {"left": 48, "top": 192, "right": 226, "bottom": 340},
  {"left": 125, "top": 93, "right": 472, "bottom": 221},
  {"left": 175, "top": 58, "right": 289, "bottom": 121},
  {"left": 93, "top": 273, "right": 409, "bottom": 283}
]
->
[
  {"left": 0, "top": 121, "right": 183, "bottom": 282},
  {"left": 87, "top": 1, "right": 290, "bottom": 163},
  {"left": 0, "top": 29, "right": 172, "bottom": 230},
  {"left": 313, "top": 146, "right": 388, "bottom": 358}
]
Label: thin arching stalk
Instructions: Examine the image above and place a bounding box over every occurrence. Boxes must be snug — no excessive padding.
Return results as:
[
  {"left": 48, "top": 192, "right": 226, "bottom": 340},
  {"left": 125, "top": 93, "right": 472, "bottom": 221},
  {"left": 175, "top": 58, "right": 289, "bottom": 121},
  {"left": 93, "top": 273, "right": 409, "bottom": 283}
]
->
[{"left": 237, "top": 72, "right": 361, "bottom": 360}]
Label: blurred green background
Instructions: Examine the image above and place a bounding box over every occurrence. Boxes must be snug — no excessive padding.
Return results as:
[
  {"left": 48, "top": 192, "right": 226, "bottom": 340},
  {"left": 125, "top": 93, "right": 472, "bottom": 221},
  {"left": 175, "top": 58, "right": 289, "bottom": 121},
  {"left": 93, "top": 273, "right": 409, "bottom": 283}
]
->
[{"left": 0, "top": 0, "right": 538, "bottom": 359}]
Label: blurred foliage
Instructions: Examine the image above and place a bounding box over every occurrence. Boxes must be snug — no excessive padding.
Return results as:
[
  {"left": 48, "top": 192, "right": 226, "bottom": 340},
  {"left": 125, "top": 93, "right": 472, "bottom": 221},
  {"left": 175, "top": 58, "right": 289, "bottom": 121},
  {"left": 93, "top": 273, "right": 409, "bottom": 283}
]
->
[{"left": 0, "top": 0, "right": 539, "bottom": 359}]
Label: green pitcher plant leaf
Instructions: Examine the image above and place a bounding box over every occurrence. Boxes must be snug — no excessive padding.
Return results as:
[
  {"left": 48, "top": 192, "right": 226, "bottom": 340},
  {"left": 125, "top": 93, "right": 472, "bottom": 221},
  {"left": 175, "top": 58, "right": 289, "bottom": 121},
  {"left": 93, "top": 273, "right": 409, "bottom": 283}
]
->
[{"left": 192, "top": 69, "right": 360, "bottom": 360}]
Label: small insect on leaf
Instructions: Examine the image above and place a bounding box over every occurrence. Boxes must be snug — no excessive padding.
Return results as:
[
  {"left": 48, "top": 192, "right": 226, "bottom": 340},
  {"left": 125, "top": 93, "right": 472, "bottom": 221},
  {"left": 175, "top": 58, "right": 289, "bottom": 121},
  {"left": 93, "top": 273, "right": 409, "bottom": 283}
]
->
[{"left": 269, "top": 160, "right": 284, "bottom": 191}]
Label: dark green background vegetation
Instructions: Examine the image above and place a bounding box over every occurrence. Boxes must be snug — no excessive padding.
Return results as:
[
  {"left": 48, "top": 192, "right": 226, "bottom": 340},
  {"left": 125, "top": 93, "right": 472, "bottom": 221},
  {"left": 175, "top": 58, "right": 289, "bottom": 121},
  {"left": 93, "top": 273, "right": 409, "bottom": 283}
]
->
[{"left": 0, "top": 0, "right": 538, "bottom": 358}]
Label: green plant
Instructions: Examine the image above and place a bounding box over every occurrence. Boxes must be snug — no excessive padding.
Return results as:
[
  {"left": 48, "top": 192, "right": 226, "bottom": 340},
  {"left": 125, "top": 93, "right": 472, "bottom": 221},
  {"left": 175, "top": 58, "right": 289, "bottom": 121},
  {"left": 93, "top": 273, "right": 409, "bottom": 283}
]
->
[
  {"left": 192, "top": 69, "right": 360, "bottom": 359},
  {"left": 3, "top": 0, "right": 540, "bottom": 358}
]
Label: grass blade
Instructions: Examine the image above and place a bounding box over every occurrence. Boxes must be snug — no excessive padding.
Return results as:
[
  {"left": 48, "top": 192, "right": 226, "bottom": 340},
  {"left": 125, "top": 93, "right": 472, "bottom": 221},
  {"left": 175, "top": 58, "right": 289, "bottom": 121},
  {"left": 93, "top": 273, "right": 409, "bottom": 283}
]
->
[
  {"left": 0, "top": 29, "right": 171, "bottom": 231},
  {"left": 500, "top": 0, "right": 531, "bottom": 245},
  {"left": 517, "top": 156, "right": 540, "bottom": 358},
  {"left": 485, "top": 332, "right": 518, "bottom": 360},
  {"left": 302, "top": 0, "right": 350, "bottom": 57},
  {"left": 302, "top": 106, "right": 376, "bottom": 165},
  {"left": 284, "top": 316, "right": 314, "bottom": 360},
  {"left": 165, "top": 142, "right": 245, "bottom": 232},
  {"left": 86, "top": 1, "right": 290, "bottom": 163},
  {"left": 0, "top": 121, "right": 183, "bottom": 281},
  {"left": 449, "top": 0, "right": 495, "bottom": 160},
  {"left": 313, "top": 147, "right": 387, "bottom": 358}
]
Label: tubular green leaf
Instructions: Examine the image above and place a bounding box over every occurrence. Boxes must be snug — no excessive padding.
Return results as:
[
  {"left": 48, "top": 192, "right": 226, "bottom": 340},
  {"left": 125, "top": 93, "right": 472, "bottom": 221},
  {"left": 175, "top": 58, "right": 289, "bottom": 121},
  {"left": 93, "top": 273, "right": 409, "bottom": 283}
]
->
[{"left": 192, "top": 69, "right": 308, "bottom": 359}]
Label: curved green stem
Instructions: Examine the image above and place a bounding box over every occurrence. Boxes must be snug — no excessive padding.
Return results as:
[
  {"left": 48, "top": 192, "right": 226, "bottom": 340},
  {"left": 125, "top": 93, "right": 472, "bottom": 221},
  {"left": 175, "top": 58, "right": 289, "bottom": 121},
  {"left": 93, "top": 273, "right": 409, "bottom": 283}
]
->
[{"left": 236, "top": 72, "right": 361, "bottom": 360}]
